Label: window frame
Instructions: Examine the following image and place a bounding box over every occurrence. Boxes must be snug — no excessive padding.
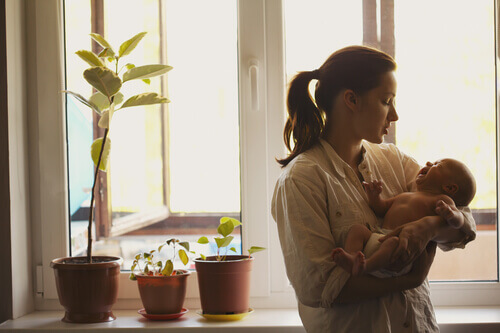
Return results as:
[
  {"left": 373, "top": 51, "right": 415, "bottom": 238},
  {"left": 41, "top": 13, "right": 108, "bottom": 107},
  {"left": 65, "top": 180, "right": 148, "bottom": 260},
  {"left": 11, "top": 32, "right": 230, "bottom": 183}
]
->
[{"left": 30, "top": 0, "right": 500, "bottom": 310}]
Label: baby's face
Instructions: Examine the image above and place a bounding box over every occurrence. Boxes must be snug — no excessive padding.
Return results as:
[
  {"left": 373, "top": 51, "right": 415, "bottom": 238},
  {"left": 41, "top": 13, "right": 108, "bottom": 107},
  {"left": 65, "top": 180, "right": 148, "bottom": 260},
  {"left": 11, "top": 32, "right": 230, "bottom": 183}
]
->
[{"left": 416, "top": 159, "right": 456, "bottom": 188}]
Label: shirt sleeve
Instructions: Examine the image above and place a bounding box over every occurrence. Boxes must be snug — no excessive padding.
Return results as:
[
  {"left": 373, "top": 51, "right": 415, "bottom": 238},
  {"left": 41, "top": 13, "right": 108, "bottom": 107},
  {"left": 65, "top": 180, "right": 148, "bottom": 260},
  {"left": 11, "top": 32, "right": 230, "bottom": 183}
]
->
[
  {"left": 396, "top": 146, "right": 477, "bottom": 251},
  {"left": 271, "top": 171, "right": 350, "bottom": 308},
  {"left": 438, "top": 206, "right": 477, "bottom": 251}
]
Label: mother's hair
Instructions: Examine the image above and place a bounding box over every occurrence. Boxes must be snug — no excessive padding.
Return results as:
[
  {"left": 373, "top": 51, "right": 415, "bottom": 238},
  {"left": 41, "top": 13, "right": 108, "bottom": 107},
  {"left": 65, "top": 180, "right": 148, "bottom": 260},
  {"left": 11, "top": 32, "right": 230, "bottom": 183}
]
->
[{"left": 278, "top": 45, "right": 397, "bottom": 167}]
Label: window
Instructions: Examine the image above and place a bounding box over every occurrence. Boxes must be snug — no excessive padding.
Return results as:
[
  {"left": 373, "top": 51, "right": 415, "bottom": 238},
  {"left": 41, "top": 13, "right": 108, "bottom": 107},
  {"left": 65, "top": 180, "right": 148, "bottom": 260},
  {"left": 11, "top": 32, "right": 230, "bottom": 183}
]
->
[
  {"left": 64, "top": 0, "right": 242, "bottom": 270},
  {"left": 33, "top": 0, "right": 500, "bottom": 309},
  {"left": 284, "top": 0, "right": 497, "bottom": 283}
]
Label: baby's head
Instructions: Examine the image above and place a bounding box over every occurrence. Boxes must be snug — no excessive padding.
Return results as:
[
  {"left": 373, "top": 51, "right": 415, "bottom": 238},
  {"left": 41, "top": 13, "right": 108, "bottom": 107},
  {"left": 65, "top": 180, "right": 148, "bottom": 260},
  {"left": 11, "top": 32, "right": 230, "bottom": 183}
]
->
[{"left": 415, "top": 158, "right": 476, "bottom": 206}]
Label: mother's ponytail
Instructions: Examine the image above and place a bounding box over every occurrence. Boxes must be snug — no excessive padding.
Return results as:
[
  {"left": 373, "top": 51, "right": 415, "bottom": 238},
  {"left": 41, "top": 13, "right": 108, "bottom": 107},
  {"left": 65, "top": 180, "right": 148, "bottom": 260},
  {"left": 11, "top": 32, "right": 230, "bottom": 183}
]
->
[
  {"left": 277, "top": 46, "right": 397, "bottom": 167},
  {"left": 278, "top": 70, "right": 324, "bottom": 167}
]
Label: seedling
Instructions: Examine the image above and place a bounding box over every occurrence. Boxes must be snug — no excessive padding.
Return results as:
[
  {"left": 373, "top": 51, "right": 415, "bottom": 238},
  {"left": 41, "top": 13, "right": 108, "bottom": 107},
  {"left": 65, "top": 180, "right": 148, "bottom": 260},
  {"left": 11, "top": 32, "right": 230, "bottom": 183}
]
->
[
  {"left": 197, "top": 217, "right": 266, "bottom": 261},
  {"left": 129, "top": 238, "right": 191, "bottom": 280}
]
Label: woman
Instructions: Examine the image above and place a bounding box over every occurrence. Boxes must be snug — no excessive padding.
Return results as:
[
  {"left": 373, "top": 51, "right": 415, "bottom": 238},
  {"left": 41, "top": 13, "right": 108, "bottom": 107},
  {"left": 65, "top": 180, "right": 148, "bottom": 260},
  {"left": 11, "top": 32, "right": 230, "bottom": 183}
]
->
[{"left": 271, "top": 46, "right": 476, "bottom": 332}]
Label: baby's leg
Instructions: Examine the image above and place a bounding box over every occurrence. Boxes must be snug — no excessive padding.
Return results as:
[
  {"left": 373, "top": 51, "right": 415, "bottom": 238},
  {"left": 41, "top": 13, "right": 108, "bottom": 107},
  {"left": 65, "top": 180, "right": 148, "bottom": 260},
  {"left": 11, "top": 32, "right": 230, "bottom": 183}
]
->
[
  {"left": 363, "top": 236, "right": 400, "bottom": 274},
  {"left": 332, "top": 224, "right": 372, "bottom": 275}
]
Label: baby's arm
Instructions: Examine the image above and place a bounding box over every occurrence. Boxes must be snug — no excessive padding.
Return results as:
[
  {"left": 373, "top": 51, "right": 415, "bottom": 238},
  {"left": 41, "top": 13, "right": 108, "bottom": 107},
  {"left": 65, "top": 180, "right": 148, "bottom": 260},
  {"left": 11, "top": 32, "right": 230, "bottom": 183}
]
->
[
  {"left": 363, "top": 180, "right": 394, "bottom": 217},
  {"left": 435, "top": 197, "right": 464, "bottom": 229}
]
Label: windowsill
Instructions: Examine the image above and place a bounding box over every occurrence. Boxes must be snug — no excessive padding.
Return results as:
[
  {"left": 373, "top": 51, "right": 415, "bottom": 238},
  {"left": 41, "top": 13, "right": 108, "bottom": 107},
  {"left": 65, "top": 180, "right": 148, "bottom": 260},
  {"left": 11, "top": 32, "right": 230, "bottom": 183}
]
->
[{"left": 1, "top": 307, "right": 500, "bottom": 332}]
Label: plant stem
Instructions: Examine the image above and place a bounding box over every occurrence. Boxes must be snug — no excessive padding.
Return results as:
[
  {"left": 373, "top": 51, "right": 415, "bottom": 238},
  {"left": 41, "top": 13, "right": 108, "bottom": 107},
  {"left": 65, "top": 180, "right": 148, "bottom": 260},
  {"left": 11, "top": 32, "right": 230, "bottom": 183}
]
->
[{"left": 87, "top": 128, "right": 109, "bottom": 263}]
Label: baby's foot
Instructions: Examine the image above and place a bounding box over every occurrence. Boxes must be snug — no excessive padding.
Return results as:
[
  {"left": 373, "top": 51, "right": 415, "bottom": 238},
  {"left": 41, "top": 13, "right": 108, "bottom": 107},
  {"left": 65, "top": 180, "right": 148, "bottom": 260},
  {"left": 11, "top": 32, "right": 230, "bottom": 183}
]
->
[
  {"left": 332, "top": 248, "right": 356, "bottom": 275},
  {"left": 351, "top": 251, "right": 366, "bottom": 276}
]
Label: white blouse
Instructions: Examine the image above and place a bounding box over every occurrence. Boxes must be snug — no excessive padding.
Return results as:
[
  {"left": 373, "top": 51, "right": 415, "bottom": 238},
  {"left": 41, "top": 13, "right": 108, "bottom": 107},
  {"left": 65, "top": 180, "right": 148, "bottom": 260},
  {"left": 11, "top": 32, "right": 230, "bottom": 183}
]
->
[{"left": 271, "top": 139, "right": 476, "bottom": 333}]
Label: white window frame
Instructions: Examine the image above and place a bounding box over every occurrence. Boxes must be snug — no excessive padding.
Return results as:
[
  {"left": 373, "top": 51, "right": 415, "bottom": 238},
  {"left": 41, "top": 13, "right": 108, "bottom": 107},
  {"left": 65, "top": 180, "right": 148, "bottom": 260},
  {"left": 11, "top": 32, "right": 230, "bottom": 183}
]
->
[{"left": 29, "top": 0, "right": 500, "bottom": 310}]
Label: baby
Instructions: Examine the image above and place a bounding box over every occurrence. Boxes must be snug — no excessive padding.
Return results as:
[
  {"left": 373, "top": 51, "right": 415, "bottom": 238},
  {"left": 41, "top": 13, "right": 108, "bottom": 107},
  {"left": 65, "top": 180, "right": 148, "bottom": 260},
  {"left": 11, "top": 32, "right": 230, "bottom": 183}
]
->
[{"left": 332, "top": 158, "right": 476, "bottom": 277}]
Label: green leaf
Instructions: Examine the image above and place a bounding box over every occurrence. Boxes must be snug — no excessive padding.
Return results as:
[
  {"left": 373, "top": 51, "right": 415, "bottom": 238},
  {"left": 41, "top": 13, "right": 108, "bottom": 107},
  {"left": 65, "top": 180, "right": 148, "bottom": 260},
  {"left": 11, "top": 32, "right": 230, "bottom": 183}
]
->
[
  {"left": 217, "top": 220, "right": 234, "bottom": 237},
  {"left": 129, "top": 273, "right": 137, "bottom": 281},
  {"left": 142, "top": 79, "right": 151, "bottom": 85},
  {"left": 220, "top": 217, "right": 242, "bottom": 228},
  {"left": 98, "top": 48, "right": 115, "bottom": 58},
  {"left": 161, "top": 260, "right": 173, "bottom": 276},
  {"left": 125, "top": 63, "right": 135, "bottom": 70},
  {"left": 130, "top": 263, "right": 137, "bottom": 271},
  {"left": 98, "top": 101, "right": 117, "bottom": 129},
  {"left": 63, "top": 90, "right": 102, "bottom": 115},
  {"left": 158, "top": 244, "right": 165, "bottom": 252},
  {"left": 200, "top": 254, "right": 206, "bottom": 260},
  {"left": 90, "top": 137, "right": 111, "bottom": 171},
  {"left": 83, "top": 66, "right": 122, "bottom": 99},
  {"left": 230, "top": 247, "right": 237, "bottom": 253},
  {"left": 197, "top": 236, "right": 209, "bottom": 244},
  {"left": 144, "top": 252, "right": 151, "bottom": 259},
  {"left": 119, "top": 92, "right": 169, "bottom": 109},
  {"left": 144, "top": 265, "right": 149, "bottom": 274},
  {"left": 135, "top": 254, "right": 141, "bottom": 260},
  {"left": 122, "top": 64, "right": 173, "bottom": 82},
  {"left": 98, "top": 111, "right": 110, "bottom": 129},
  {"left": 90, "top": 33, "right": 115, "bottom": 57},
  {"left": 215, "top": 236, "right": 233, "bottom": 249},
  {"left": 89, "top": 92, "right": 124, "bottom": 111},
  {"left": 118, "top": 32, "right": 147, "bottom": 58},
  {"left": 179, "top": 249, "right": 189, "bottom": 265},
  {"left": 248, "top": 246, "right": 266, "bottom": 255},
  {"left": 75, "top": 50, "right": 104, "bottom": 67},
  {"left": 179, "top": 242, "right": 190, "bottom": 252}
]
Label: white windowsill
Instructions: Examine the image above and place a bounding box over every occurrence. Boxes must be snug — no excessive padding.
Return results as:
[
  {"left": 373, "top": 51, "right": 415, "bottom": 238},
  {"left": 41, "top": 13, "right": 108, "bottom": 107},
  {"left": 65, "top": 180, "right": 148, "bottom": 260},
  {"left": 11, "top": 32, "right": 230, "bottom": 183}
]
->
[{"left": 1, "top": 307, "right": 500, "bottom": 332}]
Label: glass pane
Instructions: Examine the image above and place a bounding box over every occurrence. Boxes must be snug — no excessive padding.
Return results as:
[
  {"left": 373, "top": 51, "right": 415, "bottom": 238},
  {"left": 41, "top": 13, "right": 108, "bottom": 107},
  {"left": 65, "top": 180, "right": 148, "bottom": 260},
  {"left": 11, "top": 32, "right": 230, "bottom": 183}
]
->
[
  {"left": 64, "top": 0, "right": 241, "bottom": 270},
  {"left": 394, "top": 0, "right": 497, "bottom": 281},
  {"left": 284, "top": 0, "right": 497, "bottom": 282}
]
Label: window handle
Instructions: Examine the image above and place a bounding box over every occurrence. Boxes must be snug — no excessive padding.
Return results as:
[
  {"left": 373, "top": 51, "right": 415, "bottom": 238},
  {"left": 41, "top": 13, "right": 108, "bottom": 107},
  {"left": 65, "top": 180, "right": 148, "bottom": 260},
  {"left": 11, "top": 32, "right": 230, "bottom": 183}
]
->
[{"left": 248, "top": 59, "right": 259, "bottom": 111}]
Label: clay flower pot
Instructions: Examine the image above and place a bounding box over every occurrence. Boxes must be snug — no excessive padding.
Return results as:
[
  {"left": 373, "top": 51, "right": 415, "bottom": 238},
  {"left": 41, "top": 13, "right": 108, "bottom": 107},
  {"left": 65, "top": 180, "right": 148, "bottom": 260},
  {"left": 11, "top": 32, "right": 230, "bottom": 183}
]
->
[
  {"left": 136, "top": 270, "right": 190, "bottom": 314},
  {"left": 194, "top": 255, "right": 253, "bottom": 314},
  {"left": 50, "top": 256, "right": 122, "bottom": 323}
]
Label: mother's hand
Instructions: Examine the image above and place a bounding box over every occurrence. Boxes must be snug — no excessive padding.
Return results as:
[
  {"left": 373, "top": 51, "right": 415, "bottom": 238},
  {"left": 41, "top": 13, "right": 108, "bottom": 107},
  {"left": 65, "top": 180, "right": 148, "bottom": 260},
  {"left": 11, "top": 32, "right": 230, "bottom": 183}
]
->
[
  {"left": 406, "top": 241, "right": 437, "bottom": 288},
  {"left": 379, "top": 216, "right": 440, "bottom": 269}
]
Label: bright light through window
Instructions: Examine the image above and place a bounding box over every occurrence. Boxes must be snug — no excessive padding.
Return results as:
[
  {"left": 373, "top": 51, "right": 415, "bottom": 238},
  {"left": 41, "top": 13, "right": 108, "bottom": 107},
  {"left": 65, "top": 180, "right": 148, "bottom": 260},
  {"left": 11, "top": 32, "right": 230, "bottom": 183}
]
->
[
  {"left": 284, "top": 0, "right": 497, "bottom": 281},
  {"left": 64, "top": 0, "right": 241, "bottom": 270}
]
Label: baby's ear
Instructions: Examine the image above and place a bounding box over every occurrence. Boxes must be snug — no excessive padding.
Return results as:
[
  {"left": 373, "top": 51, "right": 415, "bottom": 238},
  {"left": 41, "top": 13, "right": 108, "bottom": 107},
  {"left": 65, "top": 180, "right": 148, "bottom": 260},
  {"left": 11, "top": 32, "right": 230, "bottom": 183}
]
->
[{"left": 443, "top": 183, "right": 458, "bottom": 196}]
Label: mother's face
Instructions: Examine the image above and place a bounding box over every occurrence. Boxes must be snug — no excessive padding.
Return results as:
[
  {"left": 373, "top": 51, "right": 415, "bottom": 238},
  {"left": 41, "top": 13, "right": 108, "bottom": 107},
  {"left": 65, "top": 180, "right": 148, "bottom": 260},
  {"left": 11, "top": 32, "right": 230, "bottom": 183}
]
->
[{"left": 354, "top": 71, "right": 398, "bottom": 144}]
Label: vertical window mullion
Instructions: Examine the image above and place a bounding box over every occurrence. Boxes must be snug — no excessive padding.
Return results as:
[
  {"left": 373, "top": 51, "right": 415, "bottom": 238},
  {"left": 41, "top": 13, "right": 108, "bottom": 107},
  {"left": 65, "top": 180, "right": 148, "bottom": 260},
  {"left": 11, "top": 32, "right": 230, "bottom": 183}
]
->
[{"left": 90, "top": 0, "right": 111, "bottom": 240}]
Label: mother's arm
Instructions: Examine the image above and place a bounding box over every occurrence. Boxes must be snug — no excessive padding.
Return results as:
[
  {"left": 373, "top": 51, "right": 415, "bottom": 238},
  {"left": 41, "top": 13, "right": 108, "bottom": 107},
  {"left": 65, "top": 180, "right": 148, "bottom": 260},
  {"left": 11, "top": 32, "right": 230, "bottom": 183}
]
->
[
  {"left": 335, "top": 242, "right": 437, "bottom": 304},
  {"left": 379, "top": 205, "right": 475, "bottom": 268}
]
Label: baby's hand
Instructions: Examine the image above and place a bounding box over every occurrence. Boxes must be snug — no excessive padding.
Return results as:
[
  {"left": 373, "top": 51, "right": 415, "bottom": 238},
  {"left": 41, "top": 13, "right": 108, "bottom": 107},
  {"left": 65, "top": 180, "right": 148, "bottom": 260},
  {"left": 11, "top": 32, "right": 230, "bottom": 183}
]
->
[
  {"left": 363, "top": 180, "right": 383, "bottom": 201},
  {"left": 435, "top": 200, "right": 464, "bottom": 229}
]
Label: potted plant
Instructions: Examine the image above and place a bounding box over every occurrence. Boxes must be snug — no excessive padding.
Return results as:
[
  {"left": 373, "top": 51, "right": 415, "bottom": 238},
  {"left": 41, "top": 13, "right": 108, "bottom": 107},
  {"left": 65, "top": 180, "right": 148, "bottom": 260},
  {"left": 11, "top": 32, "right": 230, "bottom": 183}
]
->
[
  {"left": 194, "top": 217, "right": 265, "bottom": 317},
  {"left": 130, "top": 238, "right": 191, "bottom": 318},
  {"left": 50, "top": 31, "right": 172, "bottom": 323}
]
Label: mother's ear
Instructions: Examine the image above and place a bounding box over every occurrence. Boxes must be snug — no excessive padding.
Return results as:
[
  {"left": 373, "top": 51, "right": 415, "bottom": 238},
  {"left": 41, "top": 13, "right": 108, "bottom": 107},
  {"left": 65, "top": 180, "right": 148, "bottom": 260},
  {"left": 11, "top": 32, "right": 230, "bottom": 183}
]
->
[{"left": 343, "top": 90, "right": 358, "bottom": 112}]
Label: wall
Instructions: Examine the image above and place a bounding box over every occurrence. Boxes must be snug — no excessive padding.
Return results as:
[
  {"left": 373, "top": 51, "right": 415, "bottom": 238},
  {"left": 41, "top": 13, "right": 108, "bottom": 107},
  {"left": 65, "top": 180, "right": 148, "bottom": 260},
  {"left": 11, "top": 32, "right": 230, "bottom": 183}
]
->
[
  {"left": 0, "top": 0, "right": 13, "bottom": 323},
  {"left": 5, "top": 0, "right": 34, "bottom": 318}
]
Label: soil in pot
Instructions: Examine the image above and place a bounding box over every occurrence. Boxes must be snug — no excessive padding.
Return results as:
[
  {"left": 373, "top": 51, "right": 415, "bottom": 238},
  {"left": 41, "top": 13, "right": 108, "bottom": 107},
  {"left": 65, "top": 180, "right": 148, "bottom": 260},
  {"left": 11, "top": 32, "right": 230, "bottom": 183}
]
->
[
  {"left": 50, "top": 256, "right": 122, "bottom": 323},
  {"left": 136, "top": 270, "right": 190, "bottom": 315},
  {"left": 194, "top": 255, "right": 253, "bottom": 315}
]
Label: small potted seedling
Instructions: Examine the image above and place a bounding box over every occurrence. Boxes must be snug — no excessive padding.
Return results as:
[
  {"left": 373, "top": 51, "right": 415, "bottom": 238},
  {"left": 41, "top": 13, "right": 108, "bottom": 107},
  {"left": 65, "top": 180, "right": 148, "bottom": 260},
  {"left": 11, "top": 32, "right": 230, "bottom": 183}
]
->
[
  {"left": 194, "top": 217, "right": 265, "bottom": 317},
  {"left": 130, "top": 238, "right": 191, "bottom": 317},
  {"left": 50, "top": 31, "right": 172, "bottom": 323}
]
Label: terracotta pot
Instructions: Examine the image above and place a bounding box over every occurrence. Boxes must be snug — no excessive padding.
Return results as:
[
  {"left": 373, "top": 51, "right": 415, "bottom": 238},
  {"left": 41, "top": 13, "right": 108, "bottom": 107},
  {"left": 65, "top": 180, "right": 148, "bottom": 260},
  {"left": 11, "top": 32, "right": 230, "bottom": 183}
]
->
[
  {"left": 194, "top": 255, "right": 253, "bottom": 314},
  {"left": 135, "top": 270, "right": 190, "bottom": 314},
  {"left": 50, "top": 256, "right": 122, "bottom": 323}
]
